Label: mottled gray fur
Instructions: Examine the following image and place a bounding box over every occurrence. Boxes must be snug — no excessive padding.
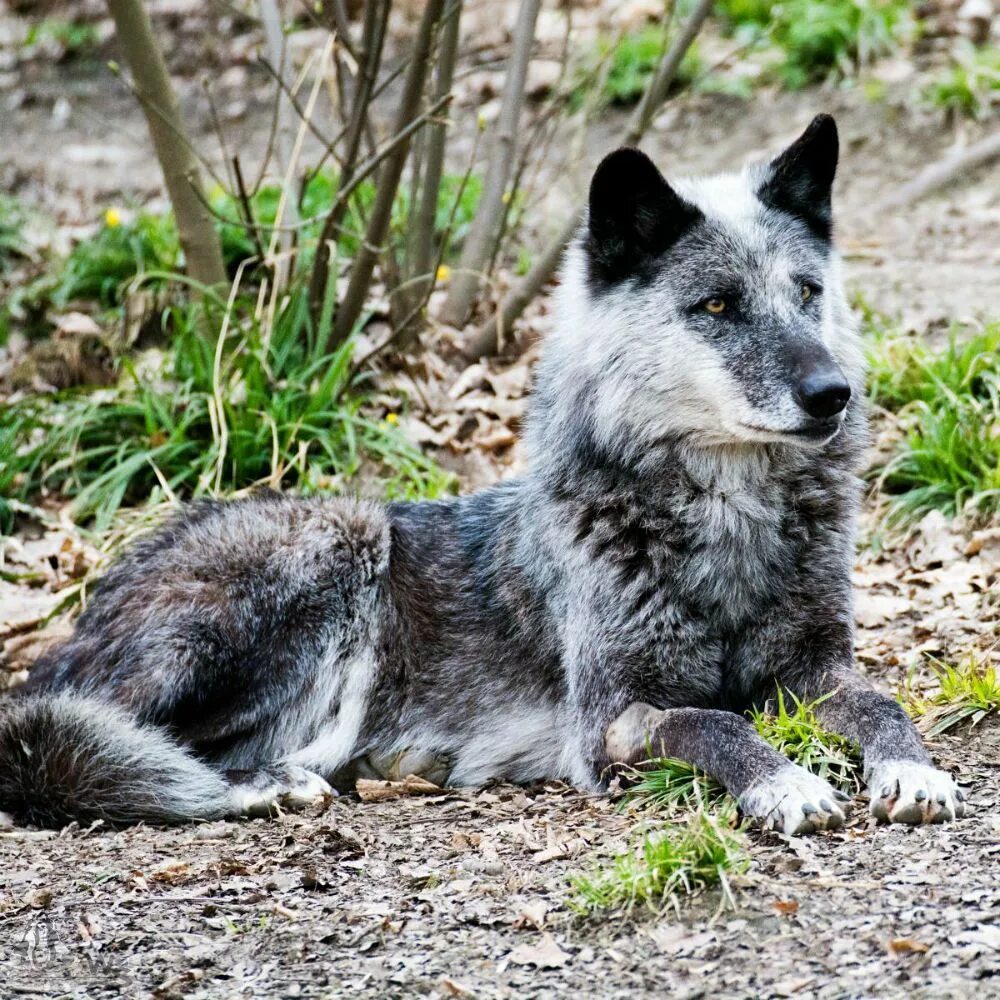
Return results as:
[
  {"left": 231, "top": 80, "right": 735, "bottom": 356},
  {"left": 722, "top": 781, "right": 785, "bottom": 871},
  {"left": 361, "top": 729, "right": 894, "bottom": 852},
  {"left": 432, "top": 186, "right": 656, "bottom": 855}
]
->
[{"left": 0, "top": 115, "right": 966, "bottom": 834}]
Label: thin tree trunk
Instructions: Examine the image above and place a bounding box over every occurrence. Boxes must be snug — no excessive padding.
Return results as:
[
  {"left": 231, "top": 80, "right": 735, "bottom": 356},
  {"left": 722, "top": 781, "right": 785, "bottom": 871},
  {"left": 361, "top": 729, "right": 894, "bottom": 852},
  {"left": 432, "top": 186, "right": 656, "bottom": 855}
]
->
[
  {"left": 439, "top": 0, "right": 540, "bottom": 328},
  {"left": 396, "top": 0, "right": 463, "bottom": 348},
  {"left": 258, "top": 0, "right": 301, "bottom": 291},
  {"left": 332, "top": 0, "right": 447, "bottom": 346},
  {"left": 308, "top": 0, "right": 390, "bottom": 322},
  {"left": 463, "top": 0, "right": 713, "bottom": 359},
  {"left": 105, "top": 0, "right": 226, "bottom": 292}
]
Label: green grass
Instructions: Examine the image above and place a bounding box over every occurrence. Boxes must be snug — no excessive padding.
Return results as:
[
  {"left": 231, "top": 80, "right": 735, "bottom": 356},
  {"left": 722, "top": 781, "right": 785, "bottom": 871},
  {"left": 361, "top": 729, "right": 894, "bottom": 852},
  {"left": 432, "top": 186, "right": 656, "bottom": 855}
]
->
[
  {"left": 570, "top": 807, "right": 747, "bottom": 914},
  {"left": 900, "top": 654, "right": 1000, "bottom": 736},
  {"left": 23, "top": 19, "right": 100, "bottom": 57},
  {"left": 717, "top": 0, "right": 916, "bottom": 90},
  {"left": 867, "top": 321, "right": 1000, "bottom": 525},
  {"left": 0, "top": 194, "right": 31, "bottom": 274},
  {"left": 750, "top": 689, "right": 863, "bottom": 792},
  {"left": 923, "top": 41, "right": 1000, "bottom": 120},
  {"left": 0, "top": 284, "right": 455, "bottom": 531},
  {"left": 53, "top": 211, "right": 180, "bottom": 308},
  {"left": 572, "top": 24, "right": 701, "bottom": 110},
  {"left": 623, "top": 757, "right": 727, "bottom": 814}
]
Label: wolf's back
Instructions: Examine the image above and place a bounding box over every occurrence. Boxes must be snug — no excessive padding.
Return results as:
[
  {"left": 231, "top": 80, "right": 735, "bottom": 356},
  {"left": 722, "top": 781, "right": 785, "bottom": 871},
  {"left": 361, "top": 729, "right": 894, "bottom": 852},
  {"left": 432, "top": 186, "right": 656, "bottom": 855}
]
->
[{"left": 0, "top": 694, "right": 232, "bottom": 827}]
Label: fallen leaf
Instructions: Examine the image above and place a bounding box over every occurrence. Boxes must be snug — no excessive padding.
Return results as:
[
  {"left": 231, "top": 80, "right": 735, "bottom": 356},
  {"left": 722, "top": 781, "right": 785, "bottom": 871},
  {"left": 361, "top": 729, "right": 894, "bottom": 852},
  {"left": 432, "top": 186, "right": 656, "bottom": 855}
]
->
[
  {"left": 773, "top": 899, "right": 800, "bottom": 915},
  {"left": 889, "top": 937, "right": 930, "bottom": 955},
  {"left": 507, "top": 933, "right": 570, "bottom": 969},
  {"left": 513, "top": 901, "right": 548, "bottom": 930}
]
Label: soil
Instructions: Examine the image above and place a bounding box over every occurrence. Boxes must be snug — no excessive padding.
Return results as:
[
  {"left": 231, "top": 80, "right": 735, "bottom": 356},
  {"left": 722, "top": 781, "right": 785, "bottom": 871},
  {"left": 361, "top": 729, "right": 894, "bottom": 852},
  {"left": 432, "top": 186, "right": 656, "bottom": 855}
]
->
[{"left": 1, "top": 4, "right": 999, "bottom": 998}]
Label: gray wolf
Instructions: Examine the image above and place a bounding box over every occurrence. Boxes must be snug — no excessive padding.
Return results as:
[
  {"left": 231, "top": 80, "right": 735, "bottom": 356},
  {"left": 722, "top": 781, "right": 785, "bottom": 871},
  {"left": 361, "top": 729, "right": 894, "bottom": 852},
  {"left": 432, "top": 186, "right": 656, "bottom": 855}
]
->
[{"left": 0, "top": 115, "right": 966, "bottom": 834}]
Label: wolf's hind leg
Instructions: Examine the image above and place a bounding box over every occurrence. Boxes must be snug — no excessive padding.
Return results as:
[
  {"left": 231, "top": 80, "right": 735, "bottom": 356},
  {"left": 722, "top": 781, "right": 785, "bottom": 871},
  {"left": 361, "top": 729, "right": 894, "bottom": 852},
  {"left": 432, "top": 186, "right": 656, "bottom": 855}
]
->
[
  {"left": 225, "top": 765, "right": 334, "bottom": 818},
  {"left": 606, "top": 703, "right": 848, "bottom": 835}
]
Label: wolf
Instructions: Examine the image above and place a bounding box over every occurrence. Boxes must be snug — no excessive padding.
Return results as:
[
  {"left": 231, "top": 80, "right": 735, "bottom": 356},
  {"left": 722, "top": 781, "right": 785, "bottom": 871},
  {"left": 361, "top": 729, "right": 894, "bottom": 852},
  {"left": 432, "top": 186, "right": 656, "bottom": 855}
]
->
[{"left": 0, "top": 115, "right": 966, "bottom": 835}]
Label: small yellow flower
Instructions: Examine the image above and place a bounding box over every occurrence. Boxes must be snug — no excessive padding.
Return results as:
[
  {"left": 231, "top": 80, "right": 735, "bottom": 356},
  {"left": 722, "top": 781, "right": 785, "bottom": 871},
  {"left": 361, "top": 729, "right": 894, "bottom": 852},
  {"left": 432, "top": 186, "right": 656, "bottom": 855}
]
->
[
  {"left": 385, "top": 412, "right": 399, "bottom": 425},
  {"left": 104, "top": 207, "right": 122, "bottom": 228},
  {"left": 435, "top": 264, "right": 451, "bottom": 283}
]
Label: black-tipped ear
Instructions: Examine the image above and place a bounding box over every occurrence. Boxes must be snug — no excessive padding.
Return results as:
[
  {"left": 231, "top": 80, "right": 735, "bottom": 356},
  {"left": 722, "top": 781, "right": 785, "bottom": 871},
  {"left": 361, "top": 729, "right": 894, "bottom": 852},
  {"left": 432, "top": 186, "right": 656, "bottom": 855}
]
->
[
  {"left": 585, "top": 147, "right": 701, "bottom": 288},
  {"left": 759, "top": 114, "right": 838, "bottom": 241}
]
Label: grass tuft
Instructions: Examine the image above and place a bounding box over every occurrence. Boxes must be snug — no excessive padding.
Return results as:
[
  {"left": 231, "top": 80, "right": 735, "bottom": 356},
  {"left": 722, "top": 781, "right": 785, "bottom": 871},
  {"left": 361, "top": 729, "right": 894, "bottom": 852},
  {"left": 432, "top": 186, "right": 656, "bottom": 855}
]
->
[
  {"left": 749, "top": 690, "right": 863, "bottom": 793},
  {"left": 899, "top": 654, "right": 1000, "bottom": 736},
  {"left": 867, "top": 321, "right": 1000, "bottom": 525},
  {"left": 570, "top": 807, "right": 747, "bottom": 915},
  {"left": 0, "top": 284, "right": 454, "bottom": 531},
  {"left": 923, "top": 41, "right": 1000, "bottom": 120},
  {"left": 623, "top": 757, "right": 726, "bottom": 814},
  {"left": 718, "top": 0, "right": 916, "bottom": 90}
]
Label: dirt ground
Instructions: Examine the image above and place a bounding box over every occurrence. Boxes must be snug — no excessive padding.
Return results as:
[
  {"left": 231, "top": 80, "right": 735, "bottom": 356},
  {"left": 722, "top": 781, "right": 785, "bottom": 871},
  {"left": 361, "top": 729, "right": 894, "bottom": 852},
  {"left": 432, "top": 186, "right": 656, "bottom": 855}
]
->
[
  {"left": 0, "top": 721, "right": 997, "bottom": 999},
  {"left": 2, "top": 5, "right": 1000, "bottom": 999}
]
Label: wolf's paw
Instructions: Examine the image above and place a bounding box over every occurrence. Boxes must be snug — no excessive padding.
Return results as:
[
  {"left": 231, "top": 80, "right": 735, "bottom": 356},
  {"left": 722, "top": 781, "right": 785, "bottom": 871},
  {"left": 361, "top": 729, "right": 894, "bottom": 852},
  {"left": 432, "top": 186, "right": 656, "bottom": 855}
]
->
[
  {"left": 867, "top": 761, "right": 966, "bottom": 825},
  {"left": 228, "top": 766, "right": 335, "bottom": 817},
  {"left": 739, "top": 764, "right": 848, "bottom": 835}
]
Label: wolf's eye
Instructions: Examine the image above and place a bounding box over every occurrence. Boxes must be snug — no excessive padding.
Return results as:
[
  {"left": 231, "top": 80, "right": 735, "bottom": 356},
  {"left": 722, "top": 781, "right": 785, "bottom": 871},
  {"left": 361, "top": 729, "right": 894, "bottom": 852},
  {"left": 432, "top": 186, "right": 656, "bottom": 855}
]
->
[
  {"left": 801, "top": 284, "right": 814, "bottom": 302},
  {"left": 704, "top": 298, "right": 727, "bottom": 315}
]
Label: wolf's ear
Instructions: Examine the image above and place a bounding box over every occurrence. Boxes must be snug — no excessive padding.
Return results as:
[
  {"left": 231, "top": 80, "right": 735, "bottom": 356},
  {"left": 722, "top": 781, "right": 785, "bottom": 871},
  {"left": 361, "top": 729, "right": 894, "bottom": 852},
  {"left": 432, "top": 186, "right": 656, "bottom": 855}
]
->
[
  {"left": 585, "top": 147, "right": 701, "bottom": 287},
  {"left": 759, "top": 114, "right": 838, "bottom": 240}
]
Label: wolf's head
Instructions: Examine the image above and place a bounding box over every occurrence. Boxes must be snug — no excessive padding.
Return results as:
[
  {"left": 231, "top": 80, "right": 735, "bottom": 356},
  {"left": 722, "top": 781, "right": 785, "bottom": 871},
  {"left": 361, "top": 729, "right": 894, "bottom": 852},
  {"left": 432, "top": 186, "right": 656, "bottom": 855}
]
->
[{"left": 538, "top": 115, "right": 864, "bottom": 463}]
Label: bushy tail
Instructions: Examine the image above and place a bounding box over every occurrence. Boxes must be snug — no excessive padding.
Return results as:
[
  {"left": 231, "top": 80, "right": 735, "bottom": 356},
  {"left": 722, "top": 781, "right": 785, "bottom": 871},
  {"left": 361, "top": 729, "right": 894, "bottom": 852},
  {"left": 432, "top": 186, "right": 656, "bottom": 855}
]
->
[{"left": 0, "top": 694, "right": 233, "bottom": 827}]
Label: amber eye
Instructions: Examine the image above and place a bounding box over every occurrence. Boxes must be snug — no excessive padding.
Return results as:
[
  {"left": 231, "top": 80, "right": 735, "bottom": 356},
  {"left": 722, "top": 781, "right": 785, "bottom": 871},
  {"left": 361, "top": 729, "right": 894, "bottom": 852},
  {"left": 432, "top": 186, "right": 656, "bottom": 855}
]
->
[
  {"left": 801, "top": 284, "right": 813, "bottom": 302},
  {"left": 704, "top": 298, "right": 727, "bottom": 315}
]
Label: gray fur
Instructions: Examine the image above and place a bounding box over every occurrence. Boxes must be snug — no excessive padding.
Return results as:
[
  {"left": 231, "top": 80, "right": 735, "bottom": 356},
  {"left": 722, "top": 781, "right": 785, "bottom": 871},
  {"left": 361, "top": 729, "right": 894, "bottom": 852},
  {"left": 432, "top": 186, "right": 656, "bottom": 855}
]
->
[{"left": 1, "top": 116, "right": 965, "bottom": 832}]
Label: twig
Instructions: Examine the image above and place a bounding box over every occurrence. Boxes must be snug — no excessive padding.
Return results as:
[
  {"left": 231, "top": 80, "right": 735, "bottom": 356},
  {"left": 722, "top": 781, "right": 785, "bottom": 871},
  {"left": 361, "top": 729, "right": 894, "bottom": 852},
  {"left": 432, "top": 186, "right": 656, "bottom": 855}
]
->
[{"left": 871, "top": 129, "right": 1000, "bottom": 214}]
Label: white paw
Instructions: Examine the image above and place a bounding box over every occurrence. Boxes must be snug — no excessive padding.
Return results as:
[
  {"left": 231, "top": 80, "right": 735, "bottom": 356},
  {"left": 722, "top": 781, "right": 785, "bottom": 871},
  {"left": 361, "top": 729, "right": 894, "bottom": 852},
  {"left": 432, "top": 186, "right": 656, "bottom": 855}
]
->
[
  {"left": 867, "top": 760, "right": 966, "bottom": 825},
  {"left": 231, "top": 766, "right": 334, "bottom": 817},
  {"left": 740, "top": 764, "right": 849, "bottom": 835},
  {"left": 0, "top": 810, "right": 14, "bottom": 830}
]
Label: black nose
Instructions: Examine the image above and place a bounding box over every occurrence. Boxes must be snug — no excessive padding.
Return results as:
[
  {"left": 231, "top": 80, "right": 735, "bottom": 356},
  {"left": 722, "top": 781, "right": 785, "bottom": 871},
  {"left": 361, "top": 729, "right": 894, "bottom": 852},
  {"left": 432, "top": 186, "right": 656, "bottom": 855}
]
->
[{"left": 796, "top": 370, "right": 851, "bottom": 419}]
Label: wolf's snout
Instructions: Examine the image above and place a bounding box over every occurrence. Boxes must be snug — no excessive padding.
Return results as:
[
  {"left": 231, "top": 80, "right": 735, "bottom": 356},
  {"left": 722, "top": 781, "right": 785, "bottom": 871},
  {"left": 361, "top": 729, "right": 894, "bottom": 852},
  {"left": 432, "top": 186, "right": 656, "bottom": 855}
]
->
[{"left": 796, "top": 369, "right": 851, "bottom": 419}]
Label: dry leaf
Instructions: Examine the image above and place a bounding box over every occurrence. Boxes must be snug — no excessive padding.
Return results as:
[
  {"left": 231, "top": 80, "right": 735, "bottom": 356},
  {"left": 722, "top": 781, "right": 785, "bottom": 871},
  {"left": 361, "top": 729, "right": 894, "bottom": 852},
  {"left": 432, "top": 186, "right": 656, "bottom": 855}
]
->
[
  {"left": 507, "top": 932, "right": 570, "bottom": 969},
  {"left": 773, "top": 899, "right": 800, "bottom": 916},
  {"left": 440, "top": 978, "right": 475, "bottom": 998},
  {"left": 889, "top": 937, "right": 930, "bottom": 955},
  {"left": 513, "top": 901, "right": 548, "bottom": 930}
]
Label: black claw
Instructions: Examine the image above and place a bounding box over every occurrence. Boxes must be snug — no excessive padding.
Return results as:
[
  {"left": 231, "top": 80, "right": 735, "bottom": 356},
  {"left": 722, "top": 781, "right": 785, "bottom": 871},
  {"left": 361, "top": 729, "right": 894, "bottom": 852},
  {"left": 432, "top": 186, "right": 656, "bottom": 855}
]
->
[
  {"left": 914, "top": 789, "right": 927, "bottom": 802},
  {"left": 820, "top": 799, "right": 833, "bottom": 813},
  {"left": 881, "top": 785, "right": 892, "bottom": 799},
  {"left": 834, "top": 790, "right": 851, "bottom": 802},
  {"left": 802, "top": 803, "right": 817, "bottom": 816},
  {"left": 936, "top": 792, "right": 947, "bottom": 805},
  {"left": 956, "top": 789, "right": 966, "bottom": 802}
]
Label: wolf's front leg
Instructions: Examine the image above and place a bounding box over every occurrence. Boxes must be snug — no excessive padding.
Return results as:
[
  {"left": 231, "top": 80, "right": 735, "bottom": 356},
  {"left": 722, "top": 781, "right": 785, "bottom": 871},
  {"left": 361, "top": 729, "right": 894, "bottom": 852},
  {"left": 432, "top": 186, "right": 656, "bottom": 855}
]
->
[
  {"left": 796, "top": 670, "right": 967, "bottom": 825},
  {"left": 604, "top": 704, "right": 847, "bottom": 835}
]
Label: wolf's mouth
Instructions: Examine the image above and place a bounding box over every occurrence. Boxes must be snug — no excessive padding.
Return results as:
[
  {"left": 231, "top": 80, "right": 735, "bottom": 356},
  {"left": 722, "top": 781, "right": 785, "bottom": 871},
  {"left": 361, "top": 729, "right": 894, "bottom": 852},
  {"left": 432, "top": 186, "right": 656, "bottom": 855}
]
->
[{"left": 740, "top": 419, "right": 842, "bottom": 442}]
